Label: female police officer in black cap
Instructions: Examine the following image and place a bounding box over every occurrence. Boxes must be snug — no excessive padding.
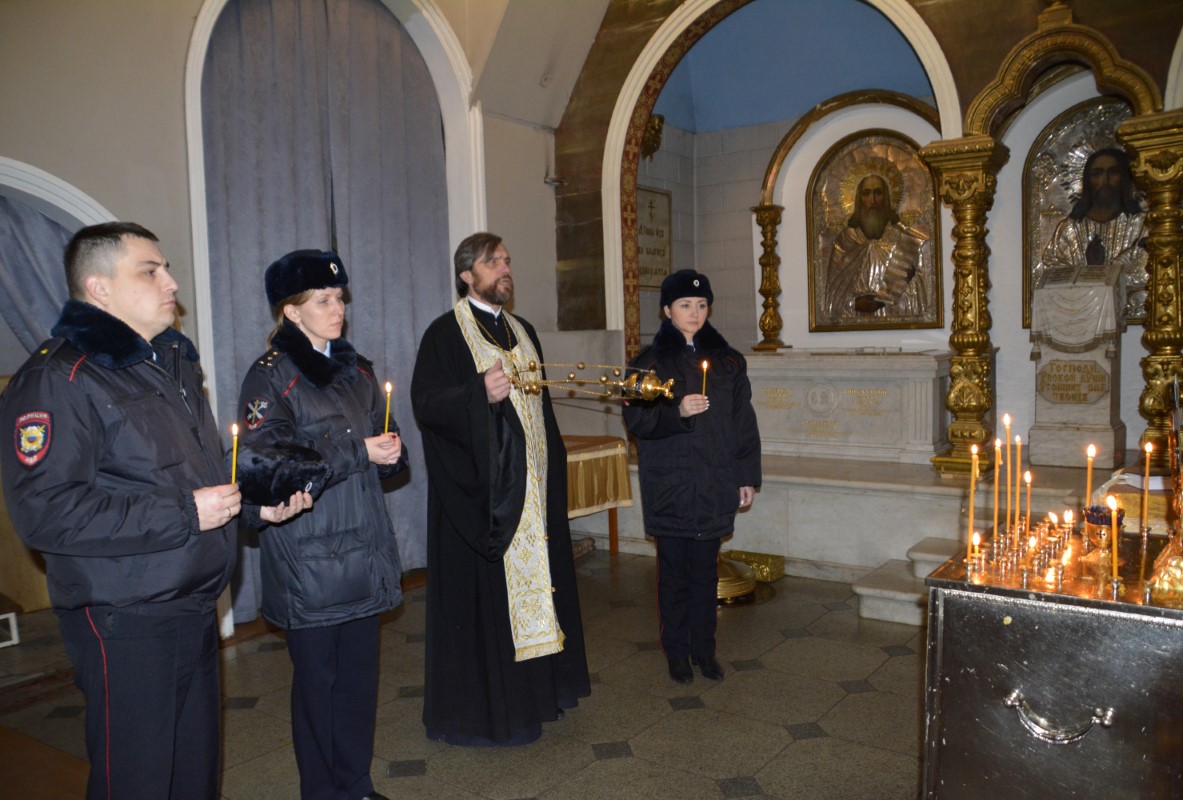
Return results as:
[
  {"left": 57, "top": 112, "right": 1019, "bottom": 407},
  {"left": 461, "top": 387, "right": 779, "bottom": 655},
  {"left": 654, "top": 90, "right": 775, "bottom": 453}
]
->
[
  {"left": 623, "top": 269, "right": 761, "bottom": 684},
  {"left": 237, "top": 250, "right": 403, "bottom": 800}
]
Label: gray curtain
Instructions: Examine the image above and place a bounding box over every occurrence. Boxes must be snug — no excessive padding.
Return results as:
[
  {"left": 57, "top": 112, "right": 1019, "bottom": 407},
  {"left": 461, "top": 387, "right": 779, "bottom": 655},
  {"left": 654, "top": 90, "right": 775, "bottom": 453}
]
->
[
  {"left": 0, "top": 195, "right": 73, "bottom": 351},
  {"left": 203, "top": 0, "right": 450, "bottom": 620}
]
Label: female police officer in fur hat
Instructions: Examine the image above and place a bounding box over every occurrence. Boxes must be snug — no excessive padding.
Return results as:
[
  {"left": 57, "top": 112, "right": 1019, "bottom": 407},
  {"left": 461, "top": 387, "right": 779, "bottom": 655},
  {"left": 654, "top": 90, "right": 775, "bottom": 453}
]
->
[
  {"left": 237, "top": 250, "right": 403, "bottom": 800},
  {"left": 623, "top": 269, "right": 761, "bottom": 685}
]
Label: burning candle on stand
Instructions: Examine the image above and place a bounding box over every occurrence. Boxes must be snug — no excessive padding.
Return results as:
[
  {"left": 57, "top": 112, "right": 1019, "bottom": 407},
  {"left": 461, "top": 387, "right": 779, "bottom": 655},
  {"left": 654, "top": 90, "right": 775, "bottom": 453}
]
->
[
  {"left": 1086, "top": 444, "right": 1096, "bottom": 506},
  {"left": 1107, "top": 494, "right": 1120, "bottom": 583},
  {"left": 1013, "top": 435, "right": 1023, "bottom": 531},
  {"left": 230, "top": 423, "right": 239, "bottom": 484},
  {"left": 1142, "top": 442, "right": 1153, "bottom": 531},
  {"left": 1003, "top": 414, "right": 1012, "bottom": 531},
  {"left": 967, "top": 445, "right": 978, "bottom": 558},
  {"left": 701, "top": 360, "right": 709, "bottom": 395},
  {"left": 384, "top": 382, "right": 393, "bottom": 434}
]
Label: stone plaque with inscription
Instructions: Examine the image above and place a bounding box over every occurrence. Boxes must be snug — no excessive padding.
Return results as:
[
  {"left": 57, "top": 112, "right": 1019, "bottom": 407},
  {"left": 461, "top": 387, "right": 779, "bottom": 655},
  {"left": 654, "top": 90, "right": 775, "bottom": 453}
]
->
[
  {"left": 1035, "top": 360, "right": 1109, "bottom": 405},
  {"left": 747, "top": 349, "right": 951, "bottom": 464}
]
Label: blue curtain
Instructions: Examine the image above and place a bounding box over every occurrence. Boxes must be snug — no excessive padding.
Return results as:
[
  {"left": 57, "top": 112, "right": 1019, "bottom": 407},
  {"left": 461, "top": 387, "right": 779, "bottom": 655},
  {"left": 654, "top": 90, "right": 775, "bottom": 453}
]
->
[
  {"left": 203, "top": 0, "right": 450, "bottom": 621},
  {"left": 0, "top": 195, "right": 73, "bottom": 352}
]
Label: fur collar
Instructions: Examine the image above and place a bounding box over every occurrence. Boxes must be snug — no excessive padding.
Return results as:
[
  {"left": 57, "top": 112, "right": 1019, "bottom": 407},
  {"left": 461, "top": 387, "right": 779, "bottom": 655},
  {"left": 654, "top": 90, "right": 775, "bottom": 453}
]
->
[
  {"left": 51, "top": 299, "right": 198, "bottom": 369},
  {"left": 270, "top": 320, "right": 358, "bottom": 388},
  {"left": 653, "top": 318, "right": 729, "bottom": 358}
]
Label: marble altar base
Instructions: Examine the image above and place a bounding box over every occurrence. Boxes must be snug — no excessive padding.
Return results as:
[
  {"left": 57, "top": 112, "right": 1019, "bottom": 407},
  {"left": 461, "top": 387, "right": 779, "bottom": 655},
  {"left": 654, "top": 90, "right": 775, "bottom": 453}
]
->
[{"left": 746, "top": 349, "right": 951, "bottom": 465}]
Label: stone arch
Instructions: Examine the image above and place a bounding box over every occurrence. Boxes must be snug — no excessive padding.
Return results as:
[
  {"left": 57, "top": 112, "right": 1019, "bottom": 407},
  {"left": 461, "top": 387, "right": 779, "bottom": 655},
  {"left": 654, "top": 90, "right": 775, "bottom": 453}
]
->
[
  {"left": 183, "top": 0, "right": 484, "bottom": 408},
  {"left": 965, "top": 14, "right": 1161, "bottom": 138},
  {"left": 604, "top": 0, "right": 961, "bottom": 353}
]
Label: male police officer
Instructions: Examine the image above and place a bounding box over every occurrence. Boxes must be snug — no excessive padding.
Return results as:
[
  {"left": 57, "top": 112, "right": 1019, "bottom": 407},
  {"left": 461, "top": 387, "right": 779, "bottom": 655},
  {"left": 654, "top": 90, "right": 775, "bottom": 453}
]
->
[{"left": 0, "top": 222, "right": 305, "bottom": 799}]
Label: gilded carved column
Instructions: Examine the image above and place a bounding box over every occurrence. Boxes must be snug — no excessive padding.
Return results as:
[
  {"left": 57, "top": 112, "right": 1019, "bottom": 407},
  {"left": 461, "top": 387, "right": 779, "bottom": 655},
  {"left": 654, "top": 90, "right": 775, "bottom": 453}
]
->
[
  {"left": 752, "top": 204, "right": 785, "bottom": 351},
  {"left": 1118, "top": 110, "right": 1183, "bottom": 469},
  {"left": 919, "top": 135, "right": 1010, "bottom": 475}
]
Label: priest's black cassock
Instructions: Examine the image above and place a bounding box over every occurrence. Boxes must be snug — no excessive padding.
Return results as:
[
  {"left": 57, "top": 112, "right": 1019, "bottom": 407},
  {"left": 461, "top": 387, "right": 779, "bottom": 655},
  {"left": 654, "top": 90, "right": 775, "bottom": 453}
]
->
[{"left": 411, "top": 301, "right": 590, "bottom": 745}]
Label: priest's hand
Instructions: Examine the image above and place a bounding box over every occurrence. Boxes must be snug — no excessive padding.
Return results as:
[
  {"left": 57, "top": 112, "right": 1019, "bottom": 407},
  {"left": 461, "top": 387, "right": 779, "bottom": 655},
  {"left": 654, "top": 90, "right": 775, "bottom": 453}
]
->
[
  {"left": 738, "top": 486, "right": 755, "bottom": 508},
  {"left": 366, "top": 432, "right": 401, "bottom": 466},
  {"left": 679, "top": 393, "right": 709, "bottom": 418},
  {"left": 485, "top": 358, "right": 512, "bottom": 403},
  {"left": 259, "top": 491, "right": 313, "bottom": 524}
]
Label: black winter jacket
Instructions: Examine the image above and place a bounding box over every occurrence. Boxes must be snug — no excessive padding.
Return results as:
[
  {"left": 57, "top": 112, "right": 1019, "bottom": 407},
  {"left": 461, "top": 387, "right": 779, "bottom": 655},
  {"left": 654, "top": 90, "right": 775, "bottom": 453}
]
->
[
  {"left": 238, "top": 321, "right": 404, "bottom": 629},
  {"left": 623, "top": 320, "right": 762, "bottom": 540},
  {"left": 0, "top": 301, "right": 235, "bottom": 612}
]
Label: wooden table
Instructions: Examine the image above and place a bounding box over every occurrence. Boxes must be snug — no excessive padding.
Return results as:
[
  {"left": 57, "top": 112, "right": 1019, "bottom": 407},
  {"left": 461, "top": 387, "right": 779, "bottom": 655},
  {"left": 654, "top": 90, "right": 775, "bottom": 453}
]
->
[{"left": 562, "top": 435, "right": 632, "bottom": 554}]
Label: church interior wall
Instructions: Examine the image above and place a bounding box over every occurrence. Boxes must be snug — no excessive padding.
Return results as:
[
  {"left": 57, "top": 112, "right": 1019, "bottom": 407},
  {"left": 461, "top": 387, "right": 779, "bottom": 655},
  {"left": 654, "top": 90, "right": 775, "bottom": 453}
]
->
[
  {"left": 0, "top": 0, "right": 206, "bottom": 346},
  {"left": 636, "top": 122, "right": 697, "bottom": 341},
  {"left": 481, "top": 114, "right": 561, "bottom": 332}
]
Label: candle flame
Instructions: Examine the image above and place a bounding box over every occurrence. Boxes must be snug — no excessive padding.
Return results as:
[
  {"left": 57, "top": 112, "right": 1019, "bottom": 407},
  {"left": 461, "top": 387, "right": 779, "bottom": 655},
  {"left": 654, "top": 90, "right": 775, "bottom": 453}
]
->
[
  {"left": 1024, "top": 470, "right": 1032, "bottom": 484},
  {"left": 1064, "top": 509, "right": 1074, "bottom": 524},
  {"left": 1107, "top": 495, "right": 1118, "bottom": 511},
  {"left": 385, "top": 381, "right": 392, "bottom": 393},
  {"left": 994, "top": 438, "right": 1001, "bottom": 448},
  {"left": 971, "top": 444, "right": 978, "bottom": 455},
  {"left": 1029, "top": 535, "right": 1036, "bottom": 550},
  {"left": 1088, "top": 444, "right": 1096, "bottom": 458},
  {"left": 701, "top": 360, "right": 708, "bottom": 370},
  {"left": 1145, "top": 442, "right": 1154, "bottom": 454},
  {"left": 1015, "top": 434, "right": 1021, "bottom": 444},
  {"left": 231, "top": 423, "right": 238, "bottom": 436},
  {"left": 1049, "top": 512, "right": 1059, "bottom": 525},
  {"left": 972, "top": 532, "right": 980, "bottom": 547},
  {"left": 1003, "top": 413, "right": 1011, "bottom": 426}
]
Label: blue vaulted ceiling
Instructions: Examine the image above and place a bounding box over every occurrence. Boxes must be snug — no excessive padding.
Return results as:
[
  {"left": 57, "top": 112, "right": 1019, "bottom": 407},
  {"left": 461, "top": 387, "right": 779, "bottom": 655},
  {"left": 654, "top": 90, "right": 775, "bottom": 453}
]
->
[{"left": 654, "top": 0, "right": 935, "bottom": 133}]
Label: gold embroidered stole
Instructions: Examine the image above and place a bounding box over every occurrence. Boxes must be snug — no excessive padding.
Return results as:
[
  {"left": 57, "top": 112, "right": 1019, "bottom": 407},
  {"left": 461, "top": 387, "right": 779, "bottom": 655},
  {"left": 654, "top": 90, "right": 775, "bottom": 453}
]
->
[{"left": 454, "top": 300, "right": 564, "bottom": 661}]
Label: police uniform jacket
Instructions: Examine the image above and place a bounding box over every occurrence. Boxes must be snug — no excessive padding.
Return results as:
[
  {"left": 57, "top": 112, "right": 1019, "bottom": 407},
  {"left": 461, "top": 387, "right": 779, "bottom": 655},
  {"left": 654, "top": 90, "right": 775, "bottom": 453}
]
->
[
  {"left": 238, "top": 320, "right": 403, "bottom": 630},
  {"left": 0, "top": 300, "right": 235, "bottom": 612},
  {"left": 623, "top": 319, "right": 762, "bottom": 540}
]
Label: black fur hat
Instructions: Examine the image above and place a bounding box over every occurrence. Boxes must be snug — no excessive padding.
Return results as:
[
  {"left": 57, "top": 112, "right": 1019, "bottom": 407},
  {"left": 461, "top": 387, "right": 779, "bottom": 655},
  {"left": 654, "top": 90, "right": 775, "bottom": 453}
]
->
[
  {"left": 660, "top": 269, "right": 713, "bottom": 308},
  {"left": 265, "top": 249, "right": 349, "bottom": 308},
  {"left": 234, "top": 442, "right": 333, "bottom": 506}
]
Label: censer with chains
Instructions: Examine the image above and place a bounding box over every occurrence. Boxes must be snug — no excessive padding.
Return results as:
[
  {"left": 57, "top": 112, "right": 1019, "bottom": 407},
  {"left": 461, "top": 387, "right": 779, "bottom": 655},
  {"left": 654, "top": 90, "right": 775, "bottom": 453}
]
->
[{"left": 506, "top": 360, "right": 673, "bottom": 401}]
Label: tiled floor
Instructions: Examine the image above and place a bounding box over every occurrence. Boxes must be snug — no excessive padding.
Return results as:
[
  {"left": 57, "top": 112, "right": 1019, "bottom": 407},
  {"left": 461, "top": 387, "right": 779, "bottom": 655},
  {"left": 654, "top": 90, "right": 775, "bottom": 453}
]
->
[{"left": 0, "top": 550, "right": 926, "bottom": 799}]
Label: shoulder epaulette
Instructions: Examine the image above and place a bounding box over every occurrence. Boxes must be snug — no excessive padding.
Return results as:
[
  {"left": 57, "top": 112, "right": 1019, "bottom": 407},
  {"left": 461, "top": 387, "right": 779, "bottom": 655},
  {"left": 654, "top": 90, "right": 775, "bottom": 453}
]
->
[{"left": 256, "top": 349, "right": 282, "bottom": 368}]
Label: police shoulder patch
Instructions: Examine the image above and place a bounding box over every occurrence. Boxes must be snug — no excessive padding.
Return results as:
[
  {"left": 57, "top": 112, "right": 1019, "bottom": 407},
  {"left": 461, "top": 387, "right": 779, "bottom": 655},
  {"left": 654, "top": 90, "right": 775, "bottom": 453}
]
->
[
  {"left": 14, "top": 411, "right": 51, "bottom": 467},
  {"left": 245, "top": 397, "right": 271, "bottom": 430}
]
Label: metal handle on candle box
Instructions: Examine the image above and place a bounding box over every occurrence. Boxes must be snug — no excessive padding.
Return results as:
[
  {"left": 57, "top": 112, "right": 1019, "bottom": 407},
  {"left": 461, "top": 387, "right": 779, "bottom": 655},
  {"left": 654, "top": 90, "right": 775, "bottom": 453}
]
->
[{"left": 1002, "top": 689, "right": 1115, "bottom": 744}]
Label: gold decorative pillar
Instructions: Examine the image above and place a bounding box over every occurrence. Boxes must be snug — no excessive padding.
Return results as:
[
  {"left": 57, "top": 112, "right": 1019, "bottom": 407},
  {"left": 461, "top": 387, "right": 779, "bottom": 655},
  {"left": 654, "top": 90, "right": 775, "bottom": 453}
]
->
[
  {"left": 1118, "top": 110, "right": 1183, "bottom": 469},
  {"left": 919, "top": 135, "right": 1010, "bottom": 475},
  {"left": 751, "top": 204, "right": 785, "bottom": 351}
]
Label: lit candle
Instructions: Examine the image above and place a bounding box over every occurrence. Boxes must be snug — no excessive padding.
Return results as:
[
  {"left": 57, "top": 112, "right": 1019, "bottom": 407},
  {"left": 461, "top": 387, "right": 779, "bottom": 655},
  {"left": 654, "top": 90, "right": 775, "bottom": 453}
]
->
[
  {"left": 384, "top": 381, "right": 393, "bottom": 434},
  {"left": 1142, "top": 442, "right": 1153, "bottom": 532},
  {"left": 1003, "top": 414, "right": 1012, "bottom": 531},
  {"left": 230, "top": 423, "right": 239, "bottom": 484},
  {"left": 972, "top": 531, "right": 981, "bottom": 558},
  {"left": 967, "top": 445, "right": 978, "bottom": 557},
  {"left": 701, "top": 360, "right": 709, "bottom": 395},
  {"left": 992, "top": 438, "right": 1001, "bottom": 538},
  {"left": 1024, "top": 470, "right": 1032, "bottom": 533},
  {"left": 1107, "top": 494, "right": 1120, "bottom": 582},
  {"left": 1013, "top": 435, "right": 1023, "bottom": 531},
  {"left": 1086, "top": 444, "right": 1096, "bottom": 506}
]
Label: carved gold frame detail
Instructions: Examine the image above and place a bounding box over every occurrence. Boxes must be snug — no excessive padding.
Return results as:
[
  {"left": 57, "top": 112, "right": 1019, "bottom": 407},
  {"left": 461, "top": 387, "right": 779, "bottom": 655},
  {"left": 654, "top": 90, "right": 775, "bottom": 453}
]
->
[{"left": 925, "top": 1, "right": 1167, "bottom": 474}]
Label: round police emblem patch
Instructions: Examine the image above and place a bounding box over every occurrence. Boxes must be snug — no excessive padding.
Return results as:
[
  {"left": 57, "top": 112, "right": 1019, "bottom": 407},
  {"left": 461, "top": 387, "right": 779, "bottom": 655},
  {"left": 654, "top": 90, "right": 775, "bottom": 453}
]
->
[{"left": 14, "top": 411, "right": 51, "bottom": 467}]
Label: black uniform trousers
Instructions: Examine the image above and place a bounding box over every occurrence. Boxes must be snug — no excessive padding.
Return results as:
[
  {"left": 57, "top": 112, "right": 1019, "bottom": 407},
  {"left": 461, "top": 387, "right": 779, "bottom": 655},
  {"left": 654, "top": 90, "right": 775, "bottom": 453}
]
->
[
  {"left": 286, "top": 613, "right": 381, "bottom": 800},
  {"left": 654, "top": 536, "right": 721, "bottom": 661},
  {"left": 58, "top": 606, "right": 221, "bottom": 800}
]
